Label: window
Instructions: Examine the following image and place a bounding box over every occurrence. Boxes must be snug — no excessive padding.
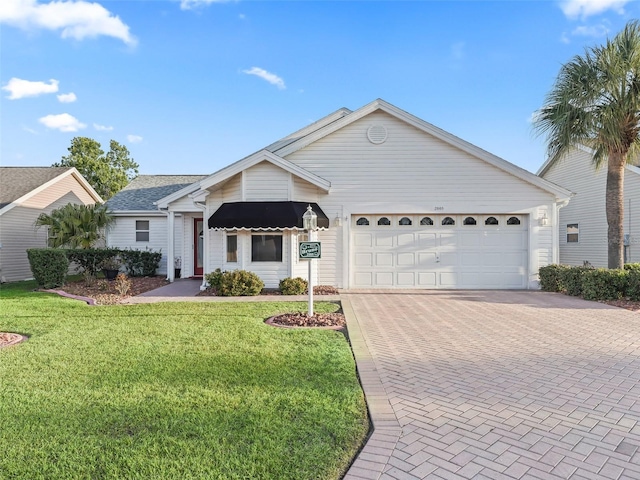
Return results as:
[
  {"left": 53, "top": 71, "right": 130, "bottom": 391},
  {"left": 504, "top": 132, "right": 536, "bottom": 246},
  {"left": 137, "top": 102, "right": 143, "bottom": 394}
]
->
[
  {"left": 485, "top": 217, "right": 499, "bottom": 225},
  {"left": 442, "top": 217, "right": 455, "bottom": 226},
  {"left": 399, "top": 217, "right": 412, "bottom": 226},
  {"left": 567, "top": 224, "right": 579, "bottom": 243},
  {"left": 378, "top": 217, "right": 391, "bottom": 226},
  {"left": 356, "top": 217, "right": 370, "bottom": 226},
  {"left": 251, "top": 234, "right": 282, "bottom": 262},
  {"left": 226, "top": 234, "right": 237, "bottom": 262},
  {"left": 136, "top": 220, "right": 149, "bottom": 242},
  {"left": 420, "top": 217, "right": 433, "bottom": 226},
  {"left": 463, "top": 217, "right": 477, "bottom": 226},
  {"left": 507, "top": 216, "right": 521, "bottom": 225}
]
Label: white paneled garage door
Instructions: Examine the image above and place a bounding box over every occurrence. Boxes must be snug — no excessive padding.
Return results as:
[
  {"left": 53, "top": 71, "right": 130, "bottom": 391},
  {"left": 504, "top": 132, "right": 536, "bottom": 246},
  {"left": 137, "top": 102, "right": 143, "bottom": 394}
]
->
[{"left": 351, "top": 214, "right": 528, "bottom": 289}]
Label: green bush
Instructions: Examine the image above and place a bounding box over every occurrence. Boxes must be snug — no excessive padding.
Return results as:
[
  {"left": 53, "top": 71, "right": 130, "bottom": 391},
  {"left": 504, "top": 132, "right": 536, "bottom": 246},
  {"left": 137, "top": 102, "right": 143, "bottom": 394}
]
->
[
  {"left": 217, "top": 270, "right": 264, "bottom": 296},
  {"left": 205, "top": 268, "right": 225, "bottom": 291},
  {"left": 27, "top": 249, "right": 69, "bottom": 288},
  {"left": 66, "top": 248, "right": 120, "bottom": 279},
  {"left": 581, "top": 268, "right": 627, "bottom": 301},
  {"left": 120, "top": 249, "right": 162, "bottom": 277},
  {"left": 558, "top": 265, "right": 593, "bottom": 296},
  {"left": 538, "top": 264, "right": 570, "bottom": 292},
  {"left": 279, "top": 277, "right": 308, "bottom": 295},
  {"left": 624, "top": 263, "right": 640, "bottom": 272},
  {"left": 626, "top": 269, "right": 640, "bottom": 301}
]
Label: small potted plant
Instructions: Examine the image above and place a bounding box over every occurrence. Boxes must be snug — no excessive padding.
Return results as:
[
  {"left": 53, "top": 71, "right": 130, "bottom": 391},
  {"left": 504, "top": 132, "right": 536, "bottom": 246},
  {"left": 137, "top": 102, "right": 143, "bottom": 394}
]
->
[
  {"left": 99, "top": 256, "right": 121, "bottom": 281},
  {"left": 174, "top": 257, "right": 182, "bottom": 279}
]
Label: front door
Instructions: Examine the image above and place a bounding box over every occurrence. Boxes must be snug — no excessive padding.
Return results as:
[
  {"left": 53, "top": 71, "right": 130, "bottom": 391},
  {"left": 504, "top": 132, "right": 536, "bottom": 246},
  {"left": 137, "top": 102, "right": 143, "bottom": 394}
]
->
[{"left": 194, "top": 218, "right": 203, "bottom": 276}]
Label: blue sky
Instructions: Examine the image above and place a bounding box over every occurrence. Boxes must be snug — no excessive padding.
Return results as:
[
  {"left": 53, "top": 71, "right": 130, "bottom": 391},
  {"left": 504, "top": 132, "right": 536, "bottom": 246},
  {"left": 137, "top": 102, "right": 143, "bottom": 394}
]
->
[{"left": 1, "top": 0, "right": 639, "bottom": 175}]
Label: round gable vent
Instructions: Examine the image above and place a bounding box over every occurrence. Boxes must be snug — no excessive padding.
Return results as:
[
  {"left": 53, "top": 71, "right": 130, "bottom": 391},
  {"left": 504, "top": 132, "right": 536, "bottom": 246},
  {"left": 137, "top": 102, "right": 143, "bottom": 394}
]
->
[{"left": 367, "top": 124, "right": 388, "bottom": 144}]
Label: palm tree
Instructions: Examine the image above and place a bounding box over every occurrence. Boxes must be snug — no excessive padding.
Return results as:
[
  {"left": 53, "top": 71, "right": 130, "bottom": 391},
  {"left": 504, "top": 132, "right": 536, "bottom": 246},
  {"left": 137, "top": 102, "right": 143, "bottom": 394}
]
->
[
  {"left": 35, "top": 203, "right": 114, "bottom": 249},
  {"left": 534, "top": 20, "right": 640, "bottom": 269}
]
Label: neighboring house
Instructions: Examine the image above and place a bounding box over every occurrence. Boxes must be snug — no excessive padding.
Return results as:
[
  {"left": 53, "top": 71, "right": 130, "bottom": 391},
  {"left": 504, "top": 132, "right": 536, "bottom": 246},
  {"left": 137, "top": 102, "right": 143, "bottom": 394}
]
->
[
  {"left": 538, "top": 145, "right": 640, "bottom": 267},
  {"left": 107, "top": 99, "right": 571, "bottom": 290},
  {"left": 105, "top": 175, "right": 208, "bottom": 275},
  {"left": 0, "top": 167, "right": 103, "bottom": 282}
]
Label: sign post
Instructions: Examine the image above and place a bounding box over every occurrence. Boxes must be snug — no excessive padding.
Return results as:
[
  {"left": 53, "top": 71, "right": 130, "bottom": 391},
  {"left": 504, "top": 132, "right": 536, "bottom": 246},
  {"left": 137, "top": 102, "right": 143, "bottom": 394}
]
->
[{"left": 301, "top": 206, "right": 319, "bottom": 317}]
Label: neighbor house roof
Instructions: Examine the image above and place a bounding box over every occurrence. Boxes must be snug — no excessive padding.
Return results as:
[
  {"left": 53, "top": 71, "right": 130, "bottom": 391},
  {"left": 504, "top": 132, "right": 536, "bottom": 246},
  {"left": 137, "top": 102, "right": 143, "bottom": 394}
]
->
[
  {"left": 0, "top": 166, "right": 103, "bottom": 215},
  {"left": 106, "top": 175, "right": 208, "bottom": 212},
  {"left": 0, "top": 166, "right": 73, "bottom": 209}
]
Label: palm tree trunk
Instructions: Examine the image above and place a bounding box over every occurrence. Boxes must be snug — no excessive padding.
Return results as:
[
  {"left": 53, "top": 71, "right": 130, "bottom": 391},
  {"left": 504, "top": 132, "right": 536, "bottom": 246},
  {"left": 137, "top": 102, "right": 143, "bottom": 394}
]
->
[{"left": 606, "top": 151, "right": 626, "bottom": 269}]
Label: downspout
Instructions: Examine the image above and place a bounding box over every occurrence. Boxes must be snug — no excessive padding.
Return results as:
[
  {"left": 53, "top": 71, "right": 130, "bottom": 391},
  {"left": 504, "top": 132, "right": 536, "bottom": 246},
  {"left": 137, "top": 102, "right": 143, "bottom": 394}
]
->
[{"left": 554, "top": 199, "right": 570, "bottom": 264}]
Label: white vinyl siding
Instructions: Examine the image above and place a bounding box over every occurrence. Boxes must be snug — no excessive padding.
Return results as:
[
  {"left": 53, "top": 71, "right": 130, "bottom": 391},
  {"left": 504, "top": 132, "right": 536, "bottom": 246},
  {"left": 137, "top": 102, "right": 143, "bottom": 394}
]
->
[
  {"left": 244, "top": 162, "right": 290, "bottom": 201},
  {"left": 107, "top": 216, "right": 173, "bottom": 275},
  {"left": 543, "top": 151, "right": 640, "bottom": 266},
  {"left": 0, "top": 192, "right": 91, "bottom": 282}
]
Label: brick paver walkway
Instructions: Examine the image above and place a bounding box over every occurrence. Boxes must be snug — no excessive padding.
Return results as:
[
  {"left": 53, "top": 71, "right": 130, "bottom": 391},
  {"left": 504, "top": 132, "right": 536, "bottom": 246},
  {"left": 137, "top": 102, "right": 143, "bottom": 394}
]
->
[{"left": 342, "top": 291, "right": 640, "bottom": 480}]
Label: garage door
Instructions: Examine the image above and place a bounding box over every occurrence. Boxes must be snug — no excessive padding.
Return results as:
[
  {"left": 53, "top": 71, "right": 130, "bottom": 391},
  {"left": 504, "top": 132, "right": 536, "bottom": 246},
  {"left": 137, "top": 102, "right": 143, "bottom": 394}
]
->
[{"left": 351, "top": 214, "right": 528, "bottom": 289}]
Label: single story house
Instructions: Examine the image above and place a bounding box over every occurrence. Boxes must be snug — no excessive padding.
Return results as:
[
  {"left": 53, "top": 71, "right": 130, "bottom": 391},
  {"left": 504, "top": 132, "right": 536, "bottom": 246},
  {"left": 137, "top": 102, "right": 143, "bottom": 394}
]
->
[
  {"left": 106, "top": 99, "right": 571, "bottom": 290},
  {"left": 538, "top": 145, "right": 640, "bottom": 267},
  {"left": 0, "top": 166, "right": 103, "bottom": 282}
]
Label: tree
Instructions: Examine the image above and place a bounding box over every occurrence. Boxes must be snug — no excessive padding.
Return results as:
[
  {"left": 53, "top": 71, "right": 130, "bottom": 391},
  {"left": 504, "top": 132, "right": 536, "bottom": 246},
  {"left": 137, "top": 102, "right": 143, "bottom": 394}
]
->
[
  {"left": 534, "top": 20, "right": 640, "bottom": 269},
  {"left": 53, "top": 137, "right": 139, "bottom": 200},
  {"left": 35, "top": 203, "right": 114, "bottom": 249}
]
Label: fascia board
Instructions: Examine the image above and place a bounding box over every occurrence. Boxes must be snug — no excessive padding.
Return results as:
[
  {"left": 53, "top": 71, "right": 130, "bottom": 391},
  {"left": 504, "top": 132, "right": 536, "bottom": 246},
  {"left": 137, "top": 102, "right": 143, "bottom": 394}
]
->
[
  {"left": 110, "top": 210, "right": 168, "bottom": 216},
  {"left": 0, "top": 167, "right": 104, "bottom": 216}
]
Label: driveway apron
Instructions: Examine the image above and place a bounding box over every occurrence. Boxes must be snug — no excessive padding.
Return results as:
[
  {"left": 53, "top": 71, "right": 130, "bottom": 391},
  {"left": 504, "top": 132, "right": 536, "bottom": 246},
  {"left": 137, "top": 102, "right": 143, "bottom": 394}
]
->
[{"left": 342, "top": 291, "right": 640, "bottom": 480}]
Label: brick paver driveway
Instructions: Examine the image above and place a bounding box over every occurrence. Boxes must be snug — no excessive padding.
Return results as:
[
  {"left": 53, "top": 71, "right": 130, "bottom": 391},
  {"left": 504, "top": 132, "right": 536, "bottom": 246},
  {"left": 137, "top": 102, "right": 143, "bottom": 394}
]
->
[{"left": 342, "top": 291, "right": 640, "bottom": 480}]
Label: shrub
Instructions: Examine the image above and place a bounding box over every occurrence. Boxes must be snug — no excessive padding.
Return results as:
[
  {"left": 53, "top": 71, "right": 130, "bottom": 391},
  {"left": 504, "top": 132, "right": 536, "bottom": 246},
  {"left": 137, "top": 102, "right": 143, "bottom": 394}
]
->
[
  {"left": 624, "top": 263, "right": 640, "bottom": 272},
  {"left": 27, "top": 248, "right": 69, "bottom": 288},
  {"left": 205, "top": 268, "right": 225, "bottom": 292},
  {"left": 538, "top": 264, "right": 569, "bottom": 292},
  {"left": 120, "top": 249, "right": 162, "bottom": 277},
  {"left": 66, "top": 248, "right": 120, "bottom": 280},
  {"left": 279, "top": 277, "right": 308, "bottom": 295},
  {"left": 217, "top": 270, "right": 264, "bottom": 296},
  {"left": 114, "top": 273, "right": 132, "bottom": 296},
  {"left": 581, "top": 268, "right": 627, "bottom": 301},
  {"left": 558, "top": 265, "right": 593, "bottom": 296},
  {"left": 626, "top": 269, "right": 640, "bottom": 301}
]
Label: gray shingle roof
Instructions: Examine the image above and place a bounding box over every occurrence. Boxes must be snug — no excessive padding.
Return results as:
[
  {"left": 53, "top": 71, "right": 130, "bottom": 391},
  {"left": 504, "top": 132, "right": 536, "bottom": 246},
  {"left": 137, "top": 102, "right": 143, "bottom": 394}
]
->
[
  {"left": 0, "top": 166, "right": 73, "bottom": 209},
  {"left": 106, "top": 175, "right": 207, "bottom": 211}
]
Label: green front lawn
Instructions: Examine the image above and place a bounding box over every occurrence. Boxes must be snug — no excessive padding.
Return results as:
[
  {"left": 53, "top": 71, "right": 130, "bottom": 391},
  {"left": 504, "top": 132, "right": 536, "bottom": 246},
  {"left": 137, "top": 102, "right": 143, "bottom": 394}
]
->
[{"left": 0, "top": 281, "right": 368, "bottom": 479}]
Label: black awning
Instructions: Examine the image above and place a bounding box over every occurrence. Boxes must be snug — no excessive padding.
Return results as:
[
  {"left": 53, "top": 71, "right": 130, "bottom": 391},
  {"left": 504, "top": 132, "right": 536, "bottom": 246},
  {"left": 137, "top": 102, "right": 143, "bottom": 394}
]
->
[{"left": 208, "top": 201, "right": 330, "bottom": 230}]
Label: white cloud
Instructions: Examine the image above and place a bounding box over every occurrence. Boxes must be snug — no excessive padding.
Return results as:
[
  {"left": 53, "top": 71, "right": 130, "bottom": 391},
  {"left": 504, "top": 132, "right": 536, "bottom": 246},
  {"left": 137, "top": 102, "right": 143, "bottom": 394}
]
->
[
  {"left": 2, "top": 77, "right": 59, "bottom": 99},
  {"left": 0, "top": 0, "right": 137, "bottom": 46},
  {"left": 127, "top": 134, "right": 142, "bottom": 143},
  {"left": 93, "top": 123, "right": 113, "bottom": 131},
  {"left": 57, "top": 92, "right": 77, "bottom": 103},
  {"left": 242, "top": 67, "right": 286, "bottom": 90},
  {"left": 180, "top": 0, "right": 229, "bottom": 10},
  {"left": 560, "top": 0, "right": 629, "bottom": 19},
  {"left": 38, "top": 113, "right": 86, "bottom": 132},
  {"left": 572, "top": 23, "right": 610, "bottom": 37},
  {"left": 22, "top": 125, "right": 38, "bottom": 134}
]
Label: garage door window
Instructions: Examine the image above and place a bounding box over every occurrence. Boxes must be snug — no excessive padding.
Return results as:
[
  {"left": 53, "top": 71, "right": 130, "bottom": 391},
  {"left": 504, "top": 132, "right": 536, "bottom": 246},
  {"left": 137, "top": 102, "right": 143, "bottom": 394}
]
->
[
  {"left": 420, "top": 217, "right": 434, "bottom": 226},
  {"left": 442, "top": 217, "right": 455, "bottom": 226},
  {"left": 378, "top": 217, "right": 391, "bottom": 226},
  {"left": 507, "top": 216, "right": 521, "bottom": 225},
  {"left": 485, "top": 216, "right": 499, "bottom": 225},
  {"left": 463, "top": 217, "right": 477, "bottom": 226},
  {"left": 399, "top": 217, "right": 412, "bottom": 226},
  {"left": 356, "top": 217, "right": 370, "bottom": 226}
]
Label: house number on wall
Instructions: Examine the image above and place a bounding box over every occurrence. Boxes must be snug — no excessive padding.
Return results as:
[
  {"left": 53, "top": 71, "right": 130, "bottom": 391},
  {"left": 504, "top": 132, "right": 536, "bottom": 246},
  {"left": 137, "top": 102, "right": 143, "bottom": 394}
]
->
[{"left": 434, "top": 206, "right": 445, "bottom": 211}]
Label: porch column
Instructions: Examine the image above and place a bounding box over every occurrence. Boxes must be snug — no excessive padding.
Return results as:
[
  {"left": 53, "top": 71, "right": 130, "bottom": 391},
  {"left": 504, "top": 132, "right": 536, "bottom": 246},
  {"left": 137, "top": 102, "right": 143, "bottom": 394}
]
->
[
  {"left": 167, "top": 211, "right": 175, "bottom": 282},
  {"left": 201, "top": 203, "right": 209, "bottom": 290}
]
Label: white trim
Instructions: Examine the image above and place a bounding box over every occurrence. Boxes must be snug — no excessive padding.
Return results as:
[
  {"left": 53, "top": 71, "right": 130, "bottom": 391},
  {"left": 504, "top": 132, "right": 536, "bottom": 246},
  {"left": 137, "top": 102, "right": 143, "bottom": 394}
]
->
[{"left": 0, "top": 167, "right": 103, "bottom": 216}]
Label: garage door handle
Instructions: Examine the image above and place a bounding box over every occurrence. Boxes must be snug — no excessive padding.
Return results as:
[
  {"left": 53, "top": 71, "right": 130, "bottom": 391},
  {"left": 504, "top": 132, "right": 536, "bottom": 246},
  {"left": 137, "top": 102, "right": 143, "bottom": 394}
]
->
[{"left": 436, "top": 253, "right": 440, "bottom": 263}]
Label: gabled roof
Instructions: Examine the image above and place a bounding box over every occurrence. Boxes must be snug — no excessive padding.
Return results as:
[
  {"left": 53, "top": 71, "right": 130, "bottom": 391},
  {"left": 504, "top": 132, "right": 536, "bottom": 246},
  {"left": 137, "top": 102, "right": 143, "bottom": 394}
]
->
[
  {"left": 106, "top": 175, "right": 208, "bottom": 212},
  {"left": 272, "top": 98, "right": 572, "bottom": 200},
  {"left": 537, "top": 144, "right": 640, "bottom": 177},
  {"left": 0, "top": 166, "right": 103, "bottom": 215},
  {"left": 156, "top": 150, "right": 331, "bottom": 209}
]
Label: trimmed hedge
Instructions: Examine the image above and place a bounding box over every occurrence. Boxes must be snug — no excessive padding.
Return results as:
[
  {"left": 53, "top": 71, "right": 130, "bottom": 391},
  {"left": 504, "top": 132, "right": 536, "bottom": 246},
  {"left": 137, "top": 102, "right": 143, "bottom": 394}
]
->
[
  {"left": 119, "top": 249, "right": 162, "bottom": 277},
  {"left": 279, "top": 277, "right": 308, "bottom": 295},
  {"left": 539, "top": 264, "right": 640, "bottom": 302},
  {"left": 217, "top": 270, "right": 264, "bottom": 296},
  {"left": 66, "top": 248, "right": 120, "bottom": 279},
  {"left": 27, "top": 248, "right": 69, "bottom": 288}
]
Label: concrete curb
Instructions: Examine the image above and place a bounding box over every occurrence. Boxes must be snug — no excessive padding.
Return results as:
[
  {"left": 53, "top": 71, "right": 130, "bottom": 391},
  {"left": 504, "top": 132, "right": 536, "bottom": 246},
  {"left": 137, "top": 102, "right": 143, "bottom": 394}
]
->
[{"left": 342, "top": 295, "right": 400, "bottom": 480}]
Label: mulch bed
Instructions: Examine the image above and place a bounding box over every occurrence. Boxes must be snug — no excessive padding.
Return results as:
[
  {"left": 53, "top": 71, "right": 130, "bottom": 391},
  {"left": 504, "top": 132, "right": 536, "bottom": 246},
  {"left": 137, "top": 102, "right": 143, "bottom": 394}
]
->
[
  {"left": 266, "top": 312, "right": 346, "bottom": 329},
  {"left": 56, "top": 276, "right": 169, "bottom": 305},
  {"left": 198, "top": 285, "right": 339, "bottom": 297}
]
